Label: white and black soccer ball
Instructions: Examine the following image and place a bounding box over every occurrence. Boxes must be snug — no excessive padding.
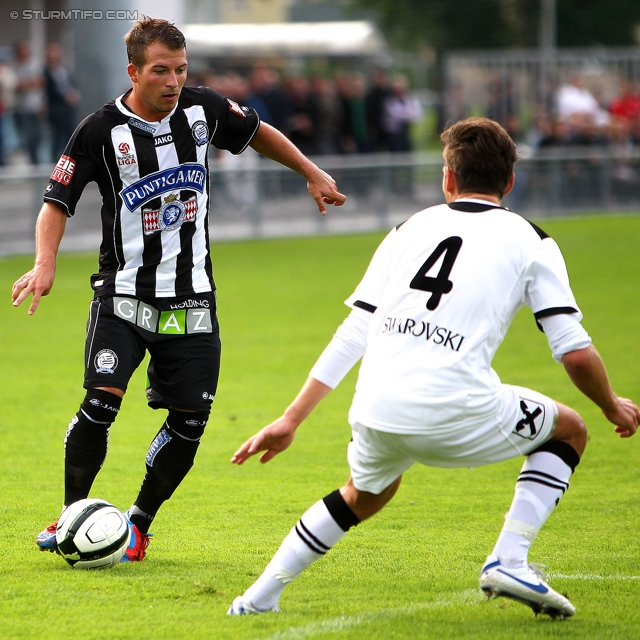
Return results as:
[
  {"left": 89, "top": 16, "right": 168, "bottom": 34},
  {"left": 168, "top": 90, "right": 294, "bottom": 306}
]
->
[{"left": 56, "top": 499, "right": 130, "bottom": 570}]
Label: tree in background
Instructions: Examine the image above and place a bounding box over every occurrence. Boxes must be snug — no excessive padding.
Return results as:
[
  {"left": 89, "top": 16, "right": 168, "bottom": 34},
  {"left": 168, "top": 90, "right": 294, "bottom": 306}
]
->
[{"left": 340, "top": 0, "right": 640, "bottom": 51}]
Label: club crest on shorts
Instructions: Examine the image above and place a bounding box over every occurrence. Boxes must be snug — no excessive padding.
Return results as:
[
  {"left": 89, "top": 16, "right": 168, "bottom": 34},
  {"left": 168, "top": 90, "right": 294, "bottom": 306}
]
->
[
  {"left": 94, "top": 349, "right": 118, "bottom": 374},
  {"left": 191, "top": 120, "right": 209, "bottom": 146},
  {"left": 513, "top": 398, "right": 545, "bottom": 440}
]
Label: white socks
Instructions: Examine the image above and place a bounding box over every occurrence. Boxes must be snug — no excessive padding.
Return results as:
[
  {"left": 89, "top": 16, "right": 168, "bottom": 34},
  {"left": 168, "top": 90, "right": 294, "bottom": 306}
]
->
[
  {"left": 493, "top": 450, "right": 574, "bottom": 568},
  {"left": 242, "top": 495, "right": 357, "bottom": 611}
]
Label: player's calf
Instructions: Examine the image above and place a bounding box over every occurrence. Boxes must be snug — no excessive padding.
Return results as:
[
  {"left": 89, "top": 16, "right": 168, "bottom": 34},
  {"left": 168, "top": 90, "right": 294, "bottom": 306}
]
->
[
  {"left": 130, "top": 409, "right": 209, "bottom": 532},
  {"left": 64, "top": 389, "right": 122, "bottom": 504}
]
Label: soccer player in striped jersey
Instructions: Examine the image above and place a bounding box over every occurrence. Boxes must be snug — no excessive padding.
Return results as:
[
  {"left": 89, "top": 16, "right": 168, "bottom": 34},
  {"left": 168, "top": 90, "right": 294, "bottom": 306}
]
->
[
  {"left": 228, "top": 118, "right": 639, "bottom": 618},
  {"left": 11, "top": 17, "right": 345, "bottom": 562}
]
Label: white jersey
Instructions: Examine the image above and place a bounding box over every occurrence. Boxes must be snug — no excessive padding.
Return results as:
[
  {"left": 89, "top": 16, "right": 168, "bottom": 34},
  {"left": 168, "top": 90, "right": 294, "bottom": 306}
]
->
[{"left": 345, "top": 199, "right": 582, "bottom": 434}]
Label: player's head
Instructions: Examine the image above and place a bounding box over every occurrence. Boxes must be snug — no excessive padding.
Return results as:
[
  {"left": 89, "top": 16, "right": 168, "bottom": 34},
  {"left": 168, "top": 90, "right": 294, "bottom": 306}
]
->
[
  {"left": 125, "top": 16, "right": 186, "bottom": 70},
  {"left": 440, "top": 117, "right": 517, "bottom": 198},
  {"left": 124, "top": 17, "right": 188, "bottom": 118}
]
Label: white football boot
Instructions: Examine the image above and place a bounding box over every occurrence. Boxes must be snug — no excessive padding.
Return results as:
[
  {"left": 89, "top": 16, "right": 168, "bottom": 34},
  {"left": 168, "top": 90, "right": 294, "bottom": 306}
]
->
[
  {"left": 479, "top": 554, "right": 575, "bottom": 619},
  {"left": 227, "top": 596, "right": 280, "bottom": 616}
]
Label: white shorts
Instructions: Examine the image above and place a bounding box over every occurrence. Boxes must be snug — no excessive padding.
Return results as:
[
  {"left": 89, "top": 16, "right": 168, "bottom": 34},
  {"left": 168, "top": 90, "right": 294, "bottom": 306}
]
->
[{"left": 347, "top": 385, "right": 558, "bottom": 494}]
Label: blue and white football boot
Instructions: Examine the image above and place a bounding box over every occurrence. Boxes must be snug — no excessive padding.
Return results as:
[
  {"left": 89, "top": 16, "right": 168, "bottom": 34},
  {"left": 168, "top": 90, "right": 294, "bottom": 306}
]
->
[
  {"left": 227, "top": 596, "right": 280, "bottom": 616},
  {"left": 479, "top": 554, "right": 575, "bottom": 619}
]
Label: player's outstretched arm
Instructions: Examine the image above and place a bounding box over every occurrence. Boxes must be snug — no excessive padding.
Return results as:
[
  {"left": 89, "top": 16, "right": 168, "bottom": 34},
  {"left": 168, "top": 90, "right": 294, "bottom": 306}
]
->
[
  {"left": 231, "top": 377, "right": 332, "bottom": 465},
  {"left": 249, "top": 121, "right": 346, "bottom": 215},
  {"left": 12, "top": 202, "right": 67, "bottom": 315},
  {"left": 562, "top": 345, "right": 640, "bottom": 438}
]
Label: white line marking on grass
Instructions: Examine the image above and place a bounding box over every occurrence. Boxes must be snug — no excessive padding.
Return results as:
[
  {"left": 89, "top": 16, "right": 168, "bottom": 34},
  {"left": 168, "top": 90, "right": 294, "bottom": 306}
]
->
[
  {"left": 262, "top": 589, "right": 483, "bottom": 640},
  {"left": 551, "top": 573, "right": 640, "bottom": 581}
]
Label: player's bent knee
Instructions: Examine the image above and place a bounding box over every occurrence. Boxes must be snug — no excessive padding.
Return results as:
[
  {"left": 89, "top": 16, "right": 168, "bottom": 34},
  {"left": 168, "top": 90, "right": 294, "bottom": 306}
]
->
[
  {"left": 81, "top": 388, "right": 122, "bottom": 424},
  {"left": 66, "top": 389, "right": 123, "bottom": 477},
  {"left": 552, "top": 403, "right": 587, "bottom": 456},
  {"left": 166, "top": 408, "right": 210, "bottom": 440}
]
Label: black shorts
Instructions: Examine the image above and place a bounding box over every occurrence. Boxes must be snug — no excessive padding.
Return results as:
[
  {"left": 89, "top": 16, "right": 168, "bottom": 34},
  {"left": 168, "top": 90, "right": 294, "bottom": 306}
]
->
[{"left": 84, "top": 293, "right": 220, "bottom": 412}]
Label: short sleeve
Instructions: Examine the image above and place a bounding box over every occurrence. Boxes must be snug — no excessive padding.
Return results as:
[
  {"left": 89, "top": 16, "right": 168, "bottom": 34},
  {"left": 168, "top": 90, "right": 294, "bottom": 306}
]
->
[
  {"left": 201, "top": 87, "right": 260, "bottom": 155},
  {"left": 345, "top": 227, "right": 397, "bottom": 313},
  {"left": 524, "top": 237, "right": 582, "bottom": 327},
  {"left": 43, "top": 115, "right": 98, "bottom": 217}
]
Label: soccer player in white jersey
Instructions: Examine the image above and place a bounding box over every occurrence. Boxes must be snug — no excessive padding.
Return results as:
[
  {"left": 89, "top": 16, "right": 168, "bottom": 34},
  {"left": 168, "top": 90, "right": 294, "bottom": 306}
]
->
[
  {"left": 228, "top": 117, "right": 639, "bottom": 619},
  {"left": 11, "top": 17, "right": 345, "bottom": 562}
]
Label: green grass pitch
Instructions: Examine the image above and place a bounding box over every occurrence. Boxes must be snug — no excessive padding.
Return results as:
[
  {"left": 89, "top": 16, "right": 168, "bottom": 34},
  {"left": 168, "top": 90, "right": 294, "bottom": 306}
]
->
[{"left": 1, "top": 215, "right": 639, "bottom": 639}]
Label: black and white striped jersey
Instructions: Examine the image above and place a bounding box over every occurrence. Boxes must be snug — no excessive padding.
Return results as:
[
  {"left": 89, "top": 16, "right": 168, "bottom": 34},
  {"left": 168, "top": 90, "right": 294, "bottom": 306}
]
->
[{"left": 44, "top": 86, "right": 260, "bottom": 299}]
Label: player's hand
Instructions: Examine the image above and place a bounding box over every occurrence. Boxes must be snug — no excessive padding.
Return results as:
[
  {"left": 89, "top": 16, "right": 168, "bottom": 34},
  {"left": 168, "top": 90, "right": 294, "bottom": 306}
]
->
[
  {"left": 307, "top": 168, "right": 346, "bottom": 215},
  {"left": 231, "top": 416, "right": 298, "bottom": 465},
  {"left": 11, "top": 263, "right": 56, "bottom": 315},
  {"left": 603, "top": 397, "right": 640, "bottom": 438}
]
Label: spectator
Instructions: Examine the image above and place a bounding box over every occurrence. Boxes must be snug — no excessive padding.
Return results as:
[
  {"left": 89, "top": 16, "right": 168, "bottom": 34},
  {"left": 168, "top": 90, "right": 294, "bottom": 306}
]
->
[
  {"left": 12, "top": 41, "right": 44, "bottom": 164},
  {"left": 556, "top": 75, "right": 609, "bottom": 128},
  {"left": 44, "top": 42, "right": 80, "bottom": 162},
  {"left": 565, "top": 112, "right": 608, "bottom": 147},
  {"left": 486, "top": 77, "right": 517, "bottom": 128},
  {"left": 250, "top": 66, "right": 293, "bottom": 135},
  {"left": 365, "top": 67, "right": 391, "bottom": 151},
  {"left": 609, "top": 80, "right": 640, "bottom": 120},
  {"left": 382, "top": 74, "right": 423, "bottom": 153},
  {"left": 537, "top": 118, "right": 569, "bottom": 148},
  {"left": 310, "top": 76, "right": 343, "bottom": 155},
  {"left": 285, "top": 75, "right": 320, "bottom": 156},
  {"left": 381, "top": 74, "right": 423, "bottom": 196},
  {"left": 0, "top": 59, "right": 17, "bottom": 166},
  {"left": 336, "top": 72, "right": 369, "bottom": 154},
  {"left": 608, "top": 79, "right": 640, "bottom": 144}
]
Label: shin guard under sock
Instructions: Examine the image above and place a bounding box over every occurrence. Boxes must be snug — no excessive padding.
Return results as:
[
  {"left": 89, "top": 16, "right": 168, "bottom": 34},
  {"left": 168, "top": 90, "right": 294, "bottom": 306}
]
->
[
  {"left": 64, "top": 389, "right": 121, "bottom": 505},
  {"left": 243, "top": 490, "right": 360, "bottom": 611},
  {"left": 493, "top": 442, "right": 580, "bottom": 567}
]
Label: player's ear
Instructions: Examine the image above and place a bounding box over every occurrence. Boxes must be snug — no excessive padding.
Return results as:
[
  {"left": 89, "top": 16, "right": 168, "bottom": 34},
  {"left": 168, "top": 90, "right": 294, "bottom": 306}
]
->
[
  {"left": 442, "top": 165, "right": 457, "bottom": 199},
  {"left": 127, "top": 63, "right": 139, "bottom": 84},
  {"left": 503, "top": 172, "right": 515, "bottom": 196}
]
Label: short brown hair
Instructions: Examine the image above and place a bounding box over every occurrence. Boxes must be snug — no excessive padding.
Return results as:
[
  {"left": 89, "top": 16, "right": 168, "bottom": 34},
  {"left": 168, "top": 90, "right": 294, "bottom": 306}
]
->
[
  {"left": 124, "top": 16, "right": 186, "bottom": 69},
  {"left": 440, "top": 117, "right": 517, "bottom": 197}
]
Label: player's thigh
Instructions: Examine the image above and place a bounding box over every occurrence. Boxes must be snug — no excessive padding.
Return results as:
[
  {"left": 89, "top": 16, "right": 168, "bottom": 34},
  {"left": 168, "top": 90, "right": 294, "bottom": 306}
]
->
[
  {"left": 348, "top": 422, "right": 415, "bottom": 495},
  {"left": 146, "top": 328, "right": 221, "bottom": 412},
  {"left": 404, "top": 385, "right": 559, "bottom": 468},
  {"left": 84, "top": 298, "right": 146, "bottom": 392}
]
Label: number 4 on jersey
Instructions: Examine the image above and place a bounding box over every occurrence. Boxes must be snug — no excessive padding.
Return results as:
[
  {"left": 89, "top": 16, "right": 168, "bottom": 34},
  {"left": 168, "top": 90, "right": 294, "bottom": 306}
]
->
[{"left": 410, "top": 236, "right": 462, "bottom": 310}]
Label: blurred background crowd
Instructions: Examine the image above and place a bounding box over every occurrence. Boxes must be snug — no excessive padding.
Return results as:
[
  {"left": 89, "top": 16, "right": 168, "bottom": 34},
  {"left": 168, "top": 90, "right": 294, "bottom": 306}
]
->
[
  {"left": 3, "top": 38, "right": 640, "bottom": 168},
  {"left": 3, "top": 0, "right": 640, "bottom": 177}
]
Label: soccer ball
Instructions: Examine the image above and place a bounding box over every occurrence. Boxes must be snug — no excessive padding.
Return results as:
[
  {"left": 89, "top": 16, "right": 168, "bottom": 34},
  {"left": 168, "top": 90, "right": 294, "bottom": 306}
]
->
[{"left": 56, "top": 499, "right": 130, "bottom": 569}]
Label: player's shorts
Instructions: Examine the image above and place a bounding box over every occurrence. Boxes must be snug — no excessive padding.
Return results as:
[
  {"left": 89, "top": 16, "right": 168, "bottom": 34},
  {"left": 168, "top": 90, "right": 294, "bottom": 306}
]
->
[
  {"left": 84, "top": 293, "right": 220, "bottom": 412},
  {"left": 347, "top": 384, "right": 558, "bottom": 494}
]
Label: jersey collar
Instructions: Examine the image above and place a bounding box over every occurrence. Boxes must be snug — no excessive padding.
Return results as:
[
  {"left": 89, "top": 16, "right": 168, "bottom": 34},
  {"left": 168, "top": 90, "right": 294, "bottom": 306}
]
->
[
  {"left": 448, "top": 198, "right": 509, "bottom": 212},
  {"left": 115, "top": 90, "right": 179, "bottom": 129}
]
